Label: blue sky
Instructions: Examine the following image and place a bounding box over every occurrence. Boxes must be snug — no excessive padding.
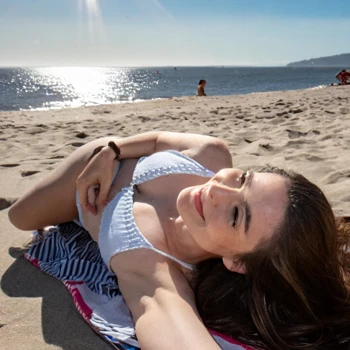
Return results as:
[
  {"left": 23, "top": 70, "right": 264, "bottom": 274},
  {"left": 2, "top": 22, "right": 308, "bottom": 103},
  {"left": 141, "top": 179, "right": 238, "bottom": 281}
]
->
[{"left": 0, "top": 0, "right": 349, "bottom": 67}]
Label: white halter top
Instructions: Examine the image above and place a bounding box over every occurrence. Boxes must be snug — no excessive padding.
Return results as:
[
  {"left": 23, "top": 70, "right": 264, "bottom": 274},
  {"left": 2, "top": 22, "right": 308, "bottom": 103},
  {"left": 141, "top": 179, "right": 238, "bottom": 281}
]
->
[{"left": 77, "top": 150, "right": 215, "bottom": 270}]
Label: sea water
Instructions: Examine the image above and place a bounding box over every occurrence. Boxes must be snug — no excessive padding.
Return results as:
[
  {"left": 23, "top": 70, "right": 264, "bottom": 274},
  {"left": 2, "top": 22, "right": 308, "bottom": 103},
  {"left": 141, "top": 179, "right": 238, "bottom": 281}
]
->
[{"left": 0, "top": 66, "right": 340, "bottom": 111}]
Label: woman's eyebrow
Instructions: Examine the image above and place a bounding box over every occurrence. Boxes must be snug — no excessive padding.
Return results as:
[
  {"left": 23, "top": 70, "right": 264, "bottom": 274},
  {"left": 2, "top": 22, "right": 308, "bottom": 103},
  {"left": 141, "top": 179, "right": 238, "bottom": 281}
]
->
[{"left": 244, "top": 172, "right": 254, "bottom": 234}]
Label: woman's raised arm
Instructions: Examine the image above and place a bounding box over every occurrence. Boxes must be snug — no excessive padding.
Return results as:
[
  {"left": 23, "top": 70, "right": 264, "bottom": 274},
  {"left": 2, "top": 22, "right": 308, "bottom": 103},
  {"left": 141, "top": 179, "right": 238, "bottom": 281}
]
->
[
  {"left": 106, "top": 131, "right": 229, "bottom": 163},
  {"left": 9, "top": 131, "right": 231, "bottom": 230},
  {"left": 76, "top": 131, "right": 231, "bottom": 213}
]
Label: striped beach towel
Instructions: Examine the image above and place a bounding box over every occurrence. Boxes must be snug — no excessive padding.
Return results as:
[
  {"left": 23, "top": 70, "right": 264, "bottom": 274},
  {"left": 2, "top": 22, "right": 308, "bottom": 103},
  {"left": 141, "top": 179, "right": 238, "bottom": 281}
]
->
[{"left": 25, "top": 222, "right": 254, "bottom": 350}]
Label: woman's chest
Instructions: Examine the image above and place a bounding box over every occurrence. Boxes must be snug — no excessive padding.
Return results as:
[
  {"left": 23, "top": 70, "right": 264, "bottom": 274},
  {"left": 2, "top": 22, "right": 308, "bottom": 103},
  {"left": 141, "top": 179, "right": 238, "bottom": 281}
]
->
[{"left": 108, "top": 159, "right": 208, "bottom": 247}]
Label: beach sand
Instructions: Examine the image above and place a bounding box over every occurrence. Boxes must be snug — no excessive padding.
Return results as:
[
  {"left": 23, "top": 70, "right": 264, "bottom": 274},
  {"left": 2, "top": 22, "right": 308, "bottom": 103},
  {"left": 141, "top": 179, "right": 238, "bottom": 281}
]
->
[{"left": 1, "top": 86, "right": 349, "bottom": 349}]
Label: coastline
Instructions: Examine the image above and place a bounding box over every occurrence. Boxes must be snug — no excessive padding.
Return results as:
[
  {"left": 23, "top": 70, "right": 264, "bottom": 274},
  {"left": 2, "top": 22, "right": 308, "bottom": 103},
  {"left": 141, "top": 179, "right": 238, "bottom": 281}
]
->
[
  {"left": 0, "top": 66, "right": 340, "bottom": 112},
  {"left": 0, "top": 84, "right": 331, "bottom": 114},
  {"left": 1, "top": 85, "right": 350, "bottom": 349}
]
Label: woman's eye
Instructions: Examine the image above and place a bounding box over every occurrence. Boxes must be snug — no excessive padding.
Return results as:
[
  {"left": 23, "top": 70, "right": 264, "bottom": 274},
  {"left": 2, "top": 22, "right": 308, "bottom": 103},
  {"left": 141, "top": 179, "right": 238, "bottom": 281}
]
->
[
  {"left": 232, "top": 207, "right": 239, "bottom": 227},
  {"left": 239, "top": 171, "right": 248, "bottom": 186}
]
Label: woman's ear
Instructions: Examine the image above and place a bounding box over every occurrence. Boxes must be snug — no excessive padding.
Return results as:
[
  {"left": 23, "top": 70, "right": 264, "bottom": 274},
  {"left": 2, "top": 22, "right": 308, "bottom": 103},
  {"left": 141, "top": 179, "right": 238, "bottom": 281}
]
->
[{"left": 222, "top": 257, "right": 246, "bottom": 274}]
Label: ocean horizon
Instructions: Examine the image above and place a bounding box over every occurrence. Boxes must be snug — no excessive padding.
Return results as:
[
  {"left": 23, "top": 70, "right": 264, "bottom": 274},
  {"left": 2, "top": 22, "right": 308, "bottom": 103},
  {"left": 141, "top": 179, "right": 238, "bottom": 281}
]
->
[{"left": 0, "top": 66, "right": 341, "bottom": 112}]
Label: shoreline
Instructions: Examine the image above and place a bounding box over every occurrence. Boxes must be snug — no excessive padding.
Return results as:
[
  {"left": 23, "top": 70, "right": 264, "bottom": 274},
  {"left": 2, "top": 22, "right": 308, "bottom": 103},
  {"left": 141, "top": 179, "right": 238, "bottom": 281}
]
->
[
  {"left": 0, "top": 84, "right": 350, "bottom": 349},
  {"left": 0, "top": 84, "right": 332, "bottom": 114}
]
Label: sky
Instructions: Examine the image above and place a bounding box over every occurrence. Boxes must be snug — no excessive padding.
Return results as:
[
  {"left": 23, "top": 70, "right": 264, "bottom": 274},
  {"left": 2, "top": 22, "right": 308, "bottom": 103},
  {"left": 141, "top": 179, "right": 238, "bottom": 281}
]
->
[{"left": 0, "top": 0, "right": 349, "bottom": 67}]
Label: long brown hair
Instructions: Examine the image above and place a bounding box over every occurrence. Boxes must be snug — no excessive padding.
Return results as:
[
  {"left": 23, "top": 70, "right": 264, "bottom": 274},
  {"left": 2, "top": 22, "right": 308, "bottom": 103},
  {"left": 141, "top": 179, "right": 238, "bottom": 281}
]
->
[{"left": 192, "top": 168, "right": 350, "bottom": 349}]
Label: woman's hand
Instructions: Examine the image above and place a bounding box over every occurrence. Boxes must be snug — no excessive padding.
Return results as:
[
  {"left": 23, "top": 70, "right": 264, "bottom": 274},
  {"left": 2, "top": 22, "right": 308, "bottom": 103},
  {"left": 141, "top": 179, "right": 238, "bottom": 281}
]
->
[{"left": 77, "top": 144, "right": 120, "bottom": 215}]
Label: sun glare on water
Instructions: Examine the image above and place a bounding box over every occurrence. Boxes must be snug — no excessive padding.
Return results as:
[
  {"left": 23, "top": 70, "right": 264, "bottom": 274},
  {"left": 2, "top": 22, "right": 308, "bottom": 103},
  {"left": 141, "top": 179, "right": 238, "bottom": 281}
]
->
[{"left": 29, "top": 67, "right": 138, "bottom": 110}]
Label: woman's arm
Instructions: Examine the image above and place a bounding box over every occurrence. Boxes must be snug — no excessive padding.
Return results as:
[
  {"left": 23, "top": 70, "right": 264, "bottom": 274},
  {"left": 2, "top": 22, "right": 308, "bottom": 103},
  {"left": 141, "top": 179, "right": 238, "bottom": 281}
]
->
[
  {"left": 107, "top": 131, "right": 226, "bottom": 162},
  {"left": 115, "top": 255, "right": 220, "bottom": 350},
  {"left": 76, "top": 131, "right": 232, "bottom": 212},
  {"left": 135, "top": 290, "right": 220, "bottom": 350},
  {"left": 8, "top": 137, "right": 119, "bottom": 230},
  {"left": 9, "top": 131, "right": 231, "bottom": 230}
]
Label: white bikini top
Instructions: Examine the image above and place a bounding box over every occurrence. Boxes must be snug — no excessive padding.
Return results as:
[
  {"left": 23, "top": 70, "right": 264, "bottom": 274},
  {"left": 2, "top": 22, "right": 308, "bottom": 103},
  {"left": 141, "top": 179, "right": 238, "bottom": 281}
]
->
[{"left": 79, "top": 150, "right": 215, "bottom": 271}]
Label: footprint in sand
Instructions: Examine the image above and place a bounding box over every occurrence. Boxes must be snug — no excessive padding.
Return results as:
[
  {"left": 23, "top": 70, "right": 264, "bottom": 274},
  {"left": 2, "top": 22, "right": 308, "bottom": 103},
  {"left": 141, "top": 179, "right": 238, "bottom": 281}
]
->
[
  {"left": 286, "top": 140, "right": 313, "bottom": 149},
  {"left": 138, "top": 116, "right": 151, "bottom": 122},
  {"left": 288, "top": 108, "right": 306, "bottom": 114},
  {"left": 259, "top": 143, "right": 273, "bottom": 150},
  {"left": 26, "top": 125, "right": 49, "bottom": 135},
  {"left": 286, "top": 129, "right": 308, "bottom": 139},
  {"left": 322, "top": 171, "right": 350, "bottom": 185},
  {"left": 317, "top": 135, "right": 333, "bottom": 141},
  {"left": 0, "top": 197, "right": 17, "bottom": 210},
  {"left": 220, "top": 110, "right": 233, "bottom": 116},
  {"left": 0, "top": 163, "right": 19, "bottom": 168},
  {"left": 306, "top": 155, "right": 324, "bottom": 162},
  {"left": 70, "top": 142, "right": 85, "bottom": 147},
  {"left": 76, "top": 132, "right": 88, "bottom": 139},
  {"left": 21, "top": 170, "right": 40, "bottom": 177},
  {"left": 276, "top": 111, "right": 289, "bottom": 117}
]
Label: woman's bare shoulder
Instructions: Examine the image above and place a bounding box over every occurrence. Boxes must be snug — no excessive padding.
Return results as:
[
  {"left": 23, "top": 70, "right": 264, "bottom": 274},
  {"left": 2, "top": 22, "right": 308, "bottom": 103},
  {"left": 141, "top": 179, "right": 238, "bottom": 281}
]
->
[{"left": 182, "top": 138, "right": 233, "bottom": 173}]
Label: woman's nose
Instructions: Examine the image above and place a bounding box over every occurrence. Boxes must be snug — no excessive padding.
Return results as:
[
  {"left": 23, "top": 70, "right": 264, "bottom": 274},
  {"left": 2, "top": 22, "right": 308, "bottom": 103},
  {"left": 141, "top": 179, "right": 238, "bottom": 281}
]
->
[{"left": 207, "top": 181, "right": 236, "bottom": 207}]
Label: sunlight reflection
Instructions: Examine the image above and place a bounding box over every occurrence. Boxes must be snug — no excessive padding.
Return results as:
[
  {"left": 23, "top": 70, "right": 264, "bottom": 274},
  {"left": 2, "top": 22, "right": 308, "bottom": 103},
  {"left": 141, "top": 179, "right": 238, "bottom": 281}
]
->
[
  {"left": 30, "top": 67, "right": 143, "bottom": 109},
  {"left": 19, "top": 66, "right": 164, "bottom": 110}
]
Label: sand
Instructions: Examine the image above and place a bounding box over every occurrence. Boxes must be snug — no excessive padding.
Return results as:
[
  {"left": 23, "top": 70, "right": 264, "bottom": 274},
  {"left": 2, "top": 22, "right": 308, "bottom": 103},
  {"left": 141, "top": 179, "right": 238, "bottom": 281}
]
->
[{"left": 1, "top": 86, "right": 350, "bottom": 349}]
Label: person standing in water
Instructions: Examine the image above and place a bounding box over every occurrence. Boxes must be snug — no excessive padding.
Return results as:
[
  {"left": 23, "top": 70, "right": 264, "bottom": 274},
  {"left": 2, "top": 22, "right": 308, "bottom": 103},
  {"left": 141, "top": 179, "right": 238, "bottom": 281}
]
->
[{"left": 197, "top": 79, "right": 207, "bottom": 96}]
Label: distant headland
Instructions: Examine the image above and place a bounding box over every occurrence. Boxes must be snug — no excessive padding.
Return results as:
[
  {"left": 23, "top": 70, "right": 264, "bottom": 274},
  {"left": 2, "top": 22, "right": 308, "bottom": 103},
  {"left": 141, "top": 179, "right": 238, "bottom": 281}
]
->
[{"left": 287, "top": 53, "right": 350, "bottom": 67}]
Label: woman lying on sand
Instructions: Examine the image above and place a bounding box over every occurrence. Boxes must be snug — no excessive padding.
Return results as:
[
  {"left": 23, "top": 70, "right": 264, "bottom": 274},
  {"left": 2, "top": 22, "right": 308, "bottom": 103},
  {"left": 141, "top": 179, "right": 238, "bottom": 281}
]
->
[{"left": 9, "top": 131, "right": 350, "bottom": 350}]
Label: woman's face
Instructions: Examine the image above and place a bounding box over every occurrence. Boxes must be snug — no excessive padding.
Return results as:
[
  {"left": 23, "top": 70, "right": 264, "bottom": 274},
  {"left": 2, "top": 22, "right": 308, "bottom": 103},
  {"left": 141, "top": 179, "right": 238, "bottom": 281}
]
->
[{"left": 177, "top": 169, "right": 288, "bottom": 270}]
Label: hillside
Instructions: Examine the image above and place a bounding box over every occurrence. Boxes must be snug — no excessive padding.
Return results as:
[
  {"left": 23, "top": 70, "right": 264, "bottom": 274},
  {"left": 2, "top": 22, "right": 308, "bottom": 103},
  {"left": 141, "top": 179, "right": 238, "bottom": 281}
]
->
[{"left": 287, "top": 53, "right": 350, "bottom": 67}]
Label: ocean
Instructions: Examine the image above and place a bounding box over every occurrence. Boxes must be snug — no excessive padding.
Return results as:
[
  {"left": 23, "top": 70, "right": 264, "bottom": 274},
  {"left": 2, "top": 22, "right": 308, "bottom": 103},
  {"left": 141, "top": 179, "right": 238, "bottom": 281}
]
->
[{"left": 0, "top": 66, "right": 341, "bottom": 112}]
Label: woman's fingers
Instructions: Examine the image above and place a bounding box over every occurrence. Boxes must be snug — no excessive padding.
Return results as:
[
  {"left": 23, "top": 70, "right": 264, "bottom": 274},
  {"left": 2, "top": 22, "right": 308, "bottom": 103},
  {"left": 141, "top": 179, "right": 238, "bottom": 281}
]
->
[
  {"left": 76, "top": 146, "right": 118, "bottom": 215},
  {"left": 87, "top": 184, "right": 100, "bottom": 215},
  {"left": 96, "top": 159, "right": 120, "bottom": 207},
  {"left": 76, "top": 172, "right": 94, "bottom": 214},
  {"left": 96, "top": 166, "right": 114, "bottom": 207},
  {"left": 88, "top": 184, "right": 99, "bottom": 205}
]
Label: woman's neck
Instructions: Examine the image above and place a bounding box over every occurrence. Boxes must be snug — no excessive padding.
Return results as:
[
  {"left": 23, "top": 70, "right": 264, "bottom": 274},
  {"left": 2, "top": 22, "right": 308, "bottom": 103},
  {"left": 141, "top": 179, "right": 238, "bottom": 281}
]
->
[{"left": 164, "top": 215, "right": 217, "bottom": 265}]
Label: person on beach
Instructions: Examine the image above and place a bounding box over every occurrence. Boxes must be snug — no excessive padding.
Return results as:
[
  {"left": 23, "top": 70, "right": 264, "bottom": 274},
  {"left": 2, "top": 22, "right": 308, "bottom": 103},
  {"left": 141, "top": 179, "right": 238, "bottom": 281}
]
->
[
  {"left": 336, "top": 70, "right": 350, "bottom": 85},
  {"left": 197, "top": 79, "right": 207, "bottom": 96},
  {"left": 8, "top": 131, "right": 350, "bottom": 350}
]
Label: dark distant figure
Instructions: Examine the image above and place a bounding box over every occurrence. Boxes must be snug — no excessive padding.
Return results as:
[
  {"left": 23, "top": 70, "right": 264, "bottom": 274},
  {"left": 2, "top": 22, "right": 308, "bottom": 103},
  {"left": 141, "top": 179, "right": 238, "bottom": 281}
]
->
[
  {"left": 336, "top": 69, "right": 350, "bottom": 85},
  {"left": 197, "top": 79, "right": 206, "bottom": 96}
]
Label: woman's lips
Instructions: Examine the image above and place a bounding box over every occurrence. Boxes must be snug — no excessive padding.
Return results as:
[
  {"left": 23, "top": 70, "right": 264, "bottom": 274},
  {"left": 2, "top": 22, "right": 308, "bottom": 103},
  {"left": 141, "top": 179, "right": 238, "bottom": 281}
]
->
[{"left": 195, "top": 189, "right": 205, "bottom": 221}]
